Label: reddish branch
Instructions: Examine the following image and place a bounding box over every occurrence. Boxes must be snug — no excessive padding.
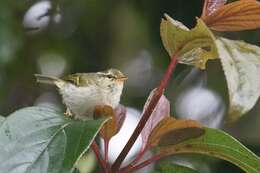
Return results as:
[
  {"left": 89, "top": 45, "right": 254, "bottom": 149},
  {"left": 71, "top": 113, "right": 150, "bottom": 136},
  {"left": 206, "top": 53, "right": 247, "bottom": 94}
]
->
[
  {"left": 91, "top": 141, "right": 109, "bottom": 173},
  {"left": 119, "top": 147, "right": 147, "bottom": 172},
  {"left": 110, "top": 53, "right": 179, "bottom": 173},
  {"left": 104, "top": 140, "right": 109, "bottom": 163},
  {"left": 123, "top": 154, "right": 163, "bottom": 173}
]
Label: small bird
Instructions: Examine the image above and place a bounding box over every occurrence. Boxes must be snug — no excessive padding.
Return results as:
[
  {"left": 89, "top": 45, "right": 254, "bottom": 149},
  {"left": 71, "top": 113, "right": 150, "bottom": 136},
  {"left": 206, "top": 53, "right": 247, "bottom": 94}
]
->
[{"left": 35, "top": 69, "right": 127, "bottom": 120}]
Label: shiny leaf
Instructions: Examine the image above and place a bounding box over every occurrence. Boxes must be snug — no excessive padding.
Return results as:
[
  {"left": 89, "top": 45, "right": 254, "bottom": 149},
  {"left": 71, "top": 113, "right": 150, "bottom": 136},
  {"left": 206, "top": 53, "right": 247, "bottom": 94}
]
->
[
  {"left": 158, "top": 128, "right": 260, "bottom": 173},
  {"left": 160, "top": 14, "right": 218, "bottom": 69},
  {"left": 202, "top": 0, "right": 227, "bottom": 17},
  {"left": 216, "top": 37, "right": 260, "bottom": 122},
  {"left": 0, "top": 106, "right": 108, "bottom": 173},
  {"left": 148, "top": 117, "right": 204, "bottom": 148},
  {"left": 141, "top": 89, "right": 170, "bottom": 149},
  {"left": 202, "top": 0, "right": 260, "bottom": 31}
]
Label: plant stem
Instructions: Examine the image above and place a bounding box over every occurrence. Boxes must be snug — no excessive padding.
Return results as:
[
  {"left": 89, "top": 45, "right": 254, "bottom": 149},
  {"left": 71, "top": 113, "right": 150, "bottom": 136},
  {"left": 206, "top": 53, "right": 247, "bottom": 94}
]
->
[
  {"left": 129, "top": 147, "right": 147, "bottom": 166},
  {"left": 91, "top": 141, "right": 109, "bottom": 173},
  {"left": 124, "top": 154, "right": 162, "bottom": 173},
  {"left": 110, "top": 53, "right": 178, "bottom": 173},
  {"left": 104, "top": 140, "right": 109, "bottom": 163},
  {"left": 120, "top": 147, "right": 147, "bottom": 172}
]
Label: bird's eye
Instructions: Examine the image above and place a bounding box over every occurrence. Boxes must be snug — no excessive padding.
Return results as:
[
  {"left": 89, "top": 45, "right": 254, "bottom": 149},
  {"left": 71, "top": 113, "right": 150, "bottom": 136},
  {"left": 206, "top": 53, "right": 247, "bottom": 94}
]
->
[{"left": 106, "top": 74, "right": 114, "bottom": 79}]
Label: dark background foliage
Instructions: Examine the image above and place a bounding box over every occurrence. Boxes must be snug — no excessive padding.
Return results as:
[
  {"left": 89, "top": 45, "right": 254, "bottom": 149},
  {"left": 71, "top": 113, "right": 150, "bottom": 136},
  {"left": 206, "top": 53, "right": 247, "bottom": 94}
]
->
[{"left": 0, "top": 0, "right": 259, "bottom": 172}]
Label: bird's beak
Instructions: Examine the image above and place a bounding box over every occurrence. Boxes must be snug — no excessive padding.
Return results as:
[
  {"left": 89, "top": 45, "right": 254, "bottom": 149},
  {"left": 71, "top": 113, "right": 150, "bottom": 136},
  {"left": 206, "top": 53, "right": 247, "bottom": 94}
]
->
[{"left": 116, "top": 75, "right": 128, "bottom": 81}]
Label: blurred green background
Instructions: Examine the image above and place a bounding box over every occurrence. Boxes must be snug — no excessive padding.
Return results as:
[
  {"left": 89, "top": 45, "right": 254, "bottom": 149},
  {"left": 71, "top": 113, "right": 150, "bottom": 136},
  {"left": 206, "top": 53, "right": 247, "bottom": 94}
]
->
[{"left": 0, "top": 0, "right": 259, "bottom": 172}]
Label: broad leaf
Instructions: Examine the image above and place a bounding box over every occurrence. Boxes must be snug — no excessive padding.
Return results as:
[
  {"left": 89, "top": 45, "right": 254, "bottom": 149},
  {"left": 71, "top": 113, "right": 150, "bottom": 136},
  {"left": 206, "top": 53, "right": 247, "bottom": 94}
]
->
[
  {"left": 114, "top": 105, "right": 127, "bottom": 134},
  {"left": 202, "top": 0, "right": 227, "bottom": 17},
  {"left": 160, "top": 14, "right": 217, "bottom": 69},
  {"left": 94, "top": 105, "right": 117, "bottom": 140},
  {"left": 216, "top": 37, "right": 260, "bottom": 121},
  {"left": 75, "top": 152, "right": 96, "bottom": 173},
  {"left": 94, "top": 105, "right": 126, "bottom": 141},
  {"left": 141, "top": 89, "right": 170, "bottom": 150},
  {"left": 0, "top": 106, "right": 108, "bottom": 173},
  {"left": 202, "top": 0, "right": 260, "bottom": 31},
  {"left": 158, "top": 128, "right": 260, "bottom": 173},
  {"left": 147, "top": 117, "right": 204, "bottom": 148},
  {"left": 154, "top": 162, "right": 200, "bottom": 173},
  {"left": 0, "top": 116, "right": 5, "bottom": 127}
]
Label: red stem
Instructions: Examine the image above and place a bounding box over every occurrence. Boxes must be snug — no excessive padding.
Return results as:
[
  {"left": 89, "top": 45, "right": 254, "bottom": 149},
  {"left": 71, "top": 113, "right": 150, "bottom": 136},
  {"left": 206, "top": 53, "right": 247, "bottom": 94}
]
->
[
  {"left": 104, "top": 140, "right": 109, "bottom": 163},
  {"left": 130, "top": 147, "right": 147, "bottom": 166},
  {"left": 120, "top": 147, "right": 148, "bottom": 172},
  {"left": 110, "top": 53, "right": 178, "bottom": 173},
  {"left": 124, "top": 154, "right": 162, "bottom": 173},
  {"left": 91, "top": 141, "right": 109, "bottom": 173},
  {"left": 157, "top": 54, "right": 178, "bottom": 93}
]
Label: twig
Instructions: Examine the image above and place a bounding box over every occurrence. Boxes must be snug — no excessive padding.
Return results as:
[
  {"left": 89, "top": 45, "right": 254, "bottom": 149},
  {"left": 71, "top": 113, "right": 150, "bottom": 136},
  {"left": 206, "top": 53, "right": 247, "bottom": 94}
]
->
[
  {"left": 104, "top": 140, "right": 109, "bottom": 163},
  {"left": 110, "top": 53, "right": 178, "bottom": 172},
  {"left": 91, "top": 141, "right": 109, "bottom": 173},
  {"left": 119, "top": 147, "right": 147, "bottom": 172},
  {"left": 123, "top": 154, "right": 162, "bottom": 173}
]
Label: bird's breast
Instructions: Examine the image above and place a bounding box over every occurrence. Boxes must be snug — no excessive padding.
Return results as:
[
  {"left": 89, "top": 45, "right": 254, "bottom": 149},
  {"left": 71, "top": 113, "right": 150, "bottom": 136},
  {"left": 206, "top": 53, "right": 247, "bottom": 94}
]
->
[
  {"left": 59, "top": 84, "right": 101, "bottom": 117},
  {"left": 103, "top": 82, "right": 123, "bottom": 108},
  {"left": 58, "top": 82, "right": 123, "bottom": 118}
]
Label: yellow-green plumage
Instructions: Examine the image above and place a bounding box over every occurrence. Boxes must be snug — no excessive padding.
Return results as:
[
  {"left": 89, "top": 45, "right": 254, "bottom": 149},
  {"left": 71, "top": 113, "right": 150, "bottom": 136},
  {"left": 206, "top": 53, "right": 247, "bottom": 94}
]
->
[{"left": 35, "top": 69, "right": 127, "bottom": 120}]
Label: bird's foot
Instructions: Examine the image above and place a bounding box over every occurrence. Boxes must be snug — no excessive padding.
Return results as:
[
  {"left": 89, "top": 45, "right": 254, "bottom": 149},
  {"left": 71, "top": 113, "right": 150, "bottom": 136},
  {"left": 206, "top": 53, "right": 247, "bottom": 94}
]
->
[{"left": 64, "top": 108, "right": 73, "bottom": 117}]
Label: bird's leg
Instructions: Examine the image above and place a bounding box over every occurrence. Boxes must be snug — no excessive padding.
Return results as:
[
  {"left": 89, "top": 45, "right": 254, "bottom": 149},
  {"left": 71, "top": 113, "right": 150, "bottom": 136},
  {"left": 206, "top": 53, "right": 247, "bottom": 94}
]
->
[{"left": 64, "top": 108, "right": 73, "bottom": 117}]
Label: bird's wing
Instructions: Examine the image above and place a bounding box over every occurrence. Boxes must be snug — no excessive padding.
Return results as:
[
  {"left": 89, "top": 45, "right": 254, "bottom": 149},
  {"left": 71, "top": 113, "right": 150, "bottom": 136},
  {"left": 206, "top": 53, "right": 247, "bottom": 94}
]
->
[{"left": 63, "top": 73, "right": 96, "bottom": 87}]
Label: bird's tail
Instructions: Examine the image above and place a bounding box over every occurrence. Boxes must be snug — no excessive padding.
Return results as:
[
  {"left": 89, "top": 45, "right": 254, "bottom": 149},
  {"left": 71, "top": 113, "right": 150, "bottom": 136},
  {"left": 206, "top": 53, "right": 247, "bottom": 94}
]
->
[{"left": 35, "top": 74, "right": 64, "bottom": 88}]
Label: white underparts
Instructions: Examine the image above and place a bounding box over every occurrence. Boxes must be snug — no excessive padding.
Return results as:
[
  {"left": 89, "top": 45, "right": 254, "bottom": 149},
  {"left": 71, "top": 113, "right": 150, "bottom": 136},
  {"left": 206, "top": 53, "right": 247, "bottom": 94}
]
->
[{"left": 58, "top": 82, "right": 123, "bottom": 119}]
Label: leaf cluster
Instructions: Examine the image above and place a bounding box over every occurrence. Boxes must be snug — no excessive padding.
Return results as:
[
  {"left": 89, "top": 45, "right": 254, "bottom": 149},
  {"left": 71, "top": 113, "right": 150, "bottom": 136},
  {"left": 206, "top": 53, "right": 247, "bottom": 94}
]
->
[{"left": 1, "top": 0, "right": 260, "bottom": 173}]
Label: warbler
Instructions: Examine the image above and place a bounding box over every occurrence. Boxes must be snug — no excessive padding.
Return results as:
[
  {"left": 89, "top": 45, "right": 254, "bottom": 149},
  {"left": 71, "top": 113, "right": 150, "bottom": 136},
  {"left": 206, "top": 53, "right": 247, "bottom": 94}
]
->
[{"left": 35, "top": 68, "right": 127, "bottom": 120}]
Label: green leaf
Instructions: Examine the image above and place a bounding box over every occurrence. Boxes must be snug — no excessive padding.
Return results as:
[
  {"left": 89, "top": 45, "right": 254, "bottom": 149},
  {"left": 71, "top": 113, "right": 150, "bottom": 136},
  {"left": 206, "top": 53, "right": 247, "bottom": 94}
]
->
[
  {"left": 158, "top": 128, "right": 260, "bottom": 173},
  {"left": 0, "top": 116, "right": 5, "bottom": 127},
  {"left": 154, "top": 162, "right": 200, "bottom": 173},
  {"left": 160, "top": 14, "right": 218, "bottom": 69},
  {"left": 216, "top": 37, "right": 260, "bottom": 122},
  {"left": 72, "top": 169, "right": 80, "bottom": 173},
  {"left": 75, "top": 152, "right": 96, "bottom": 173},
  {"left": 147, "top": 117, "right": 204, "bottom": 148},
  {"left": 0, "top": 106, "right": 108, "bottom": 173}
]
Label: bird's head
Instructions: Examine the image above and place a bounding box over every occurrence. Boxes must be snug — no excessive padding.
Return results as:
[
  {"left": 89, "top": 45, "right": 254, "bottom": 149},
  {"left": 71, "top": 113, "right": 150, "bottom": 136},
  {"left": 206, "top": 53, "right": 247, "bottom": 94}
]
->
[
  {"left": 95, "top": 68, "right": 127, "bottom": 99},
  {"left": 97, "top": 68, "right": 127, "bottom": 84}
]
